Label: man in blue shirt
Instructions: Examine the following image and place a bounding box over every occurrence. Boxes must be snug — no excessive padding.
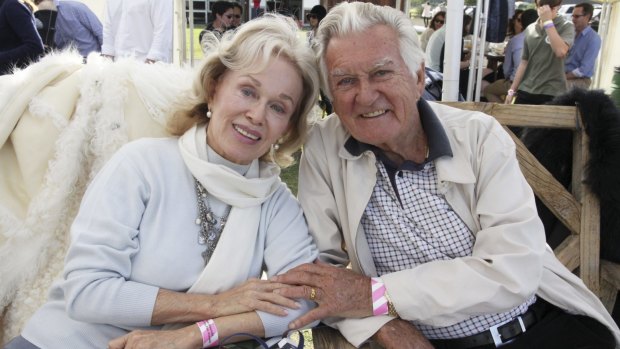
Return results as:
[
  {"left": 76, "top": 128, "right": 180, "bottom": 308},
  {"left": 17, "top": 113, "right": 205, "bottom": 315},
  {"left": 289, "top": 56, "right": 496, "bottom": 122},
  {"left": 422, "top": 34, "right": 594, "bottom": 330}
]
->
[
  {"left": 39, "top": 0, "right": 103, "bottom": 59},
  {"left": 565, "top": 2, "right": 601, "bottom": 89}
]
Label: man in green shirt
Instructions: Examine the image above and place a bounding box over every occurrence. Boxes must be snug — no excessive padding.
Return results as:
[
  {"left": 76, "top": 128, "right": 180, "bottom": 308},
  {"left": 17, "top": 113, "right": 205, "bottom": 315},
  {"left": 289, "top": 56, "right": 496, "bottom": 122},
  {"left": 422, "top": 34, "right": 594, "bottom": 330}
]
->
[{"left": 505, "top": 0, "right": 574, "bottom": 105}]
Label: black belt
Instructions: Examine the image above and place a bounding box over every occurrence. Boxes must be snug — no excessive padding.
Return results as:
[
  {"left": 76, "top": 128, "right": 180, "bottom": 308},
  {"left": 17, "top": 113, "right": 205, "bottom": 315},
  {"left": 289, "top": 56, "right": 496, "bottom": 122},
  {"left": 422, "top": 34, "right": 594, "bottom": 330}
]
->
[{"left": 431, "top": 306, "right": 541, "bottom": 349}]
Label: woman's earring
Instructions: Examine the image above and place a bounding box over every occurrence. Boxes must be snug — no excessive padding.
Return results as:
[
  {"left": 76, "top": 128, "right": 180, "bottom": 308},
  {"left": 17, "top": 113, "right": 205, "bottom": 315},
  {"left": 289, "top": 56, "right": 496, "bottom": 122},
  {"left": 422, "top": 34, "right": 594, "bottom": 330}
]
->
[
  {"left": 206, "top": 110, "right": 212, "bottom": 119},
  {"left": 273, "top": 143, "right": 280, "bottom": 151}
]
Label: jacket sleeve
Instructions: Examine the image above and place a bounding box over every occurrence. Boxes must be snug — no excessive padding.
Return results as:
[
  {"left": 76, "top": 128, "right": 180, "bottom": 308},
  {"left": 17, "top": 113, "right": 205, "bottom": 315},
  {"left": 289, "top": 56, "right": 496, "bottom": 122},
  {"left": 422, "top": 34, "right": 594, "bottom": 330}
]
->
[{"left": 298, "top": 126, "right": 351, "bottom": 267}]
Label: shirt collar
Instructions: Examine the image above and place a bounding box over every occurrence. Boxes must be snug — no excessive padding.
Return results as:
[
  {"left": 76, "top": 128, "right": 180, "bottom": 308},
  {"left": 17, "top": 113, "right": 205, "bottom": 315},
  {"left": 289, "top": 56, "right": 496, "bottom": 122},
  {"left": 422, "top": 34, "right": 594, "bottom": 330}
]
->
[{"left": 344, "top": 98, "right": 453, "bottom": 169}]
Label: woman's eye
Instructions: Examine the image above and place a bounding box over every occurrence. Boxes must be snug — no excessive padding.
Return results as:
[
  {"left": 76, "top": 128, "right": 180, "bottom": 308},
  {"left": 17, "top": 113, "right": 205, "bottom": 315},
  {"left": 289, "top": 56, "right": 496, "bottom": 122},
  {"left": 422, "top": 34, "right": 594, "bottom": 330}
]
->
[
  {"left": 270, "top": 104, "right": 285, "bottom": 114},
  {"left": 241, "top": 87, "right": 256, "bottom": 98}
]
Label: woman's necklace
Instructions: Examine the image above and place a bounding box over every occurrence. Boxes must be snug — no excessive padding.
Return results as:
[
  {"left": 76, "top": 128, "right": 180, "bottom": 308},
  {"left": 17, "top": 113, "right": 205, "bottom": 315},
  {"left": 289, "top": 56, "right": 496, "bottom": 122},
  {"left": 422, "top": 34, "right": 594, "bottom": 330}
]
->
[{"left": 193, "top": 177, "right": 231, "bottom": 264}]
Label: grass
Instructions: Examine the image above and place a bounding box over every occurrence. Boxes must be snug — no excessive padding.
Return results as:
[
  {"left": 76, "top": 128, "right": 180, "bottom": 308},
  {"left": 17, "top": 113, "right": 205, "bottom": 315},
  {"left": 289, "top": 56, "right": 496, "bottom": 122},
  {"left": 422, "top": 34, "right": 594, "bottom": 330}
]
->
[
  {"left": 280, "top": 160, "right": 300, "bottom": 196},
  {"left": 185, "top": 28, "right": 205, "bottom": 61}
]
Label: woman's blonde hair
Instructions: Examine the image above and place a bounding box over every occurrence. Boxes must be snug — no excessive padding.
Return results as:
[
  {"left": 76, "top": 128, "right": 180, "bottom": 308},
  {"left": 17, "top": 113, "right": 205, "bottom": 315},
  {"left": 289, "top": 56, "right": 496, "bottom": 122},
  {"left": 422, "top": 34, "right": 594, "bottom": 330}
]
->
[{"left": 170, "top": 14, "right": 320, "bottom": 168}]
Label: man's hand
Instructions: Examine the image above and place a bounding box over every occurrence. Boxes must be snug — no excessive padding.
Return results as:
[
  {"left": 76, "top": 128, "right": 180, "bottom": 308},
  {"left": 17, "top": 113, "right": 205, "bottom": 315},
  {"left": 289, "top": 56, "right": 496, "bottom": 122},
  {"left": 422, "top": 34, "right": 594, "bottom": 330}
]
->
[
  {"left": 271, "top": 261, "right": 373, "bottom": 329},
  {"left": 537, "top": 5, "right": 553, "bottom": 23},
  {"left": 372, "top": 319, "right": 435, "bottom": 349}
]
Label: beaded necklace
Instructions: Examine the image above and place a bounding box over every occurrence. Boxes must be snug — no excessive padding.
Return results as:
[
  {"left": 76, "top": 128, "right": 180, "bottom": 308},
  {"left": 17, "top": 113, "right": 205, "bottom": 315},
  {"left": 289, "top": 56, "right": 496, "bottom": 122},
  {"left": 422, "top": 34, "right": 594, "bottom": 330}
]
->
[{"left": 193, "top": 177, "right": 231, "bottom": 264}]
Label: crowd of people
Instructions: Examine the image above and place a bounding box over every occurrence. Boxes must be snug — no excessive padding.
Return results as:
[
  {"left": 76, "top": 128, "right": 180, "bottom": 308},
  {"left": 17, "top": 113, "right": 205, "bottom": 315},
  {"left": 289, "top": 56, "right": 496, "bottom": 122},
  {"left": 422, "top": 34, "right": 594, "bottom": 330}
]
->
[
  {"left": 1, "top": 1, "right": 617, "bottom": 349},
  {"left": 0, "top": 0, "right": 174, "bottom": 72}
]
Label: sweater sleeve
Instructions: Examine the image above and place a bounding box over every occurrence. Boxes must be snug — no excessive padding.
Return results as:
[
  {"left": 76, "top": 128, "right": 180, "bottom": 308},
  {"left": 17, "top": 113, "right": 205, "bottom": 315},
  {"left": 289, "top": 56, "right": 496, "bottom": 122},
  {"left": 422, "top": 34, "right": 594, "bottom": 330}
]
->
[
  {"left": 0, "top": 1, "right": 43, "bottom": 70},
  {"left": 256, "top": 185, "right": 320, "bottom": 337},
  {"left": 61, "top": 145, "right": 160, "bottom": 327}
]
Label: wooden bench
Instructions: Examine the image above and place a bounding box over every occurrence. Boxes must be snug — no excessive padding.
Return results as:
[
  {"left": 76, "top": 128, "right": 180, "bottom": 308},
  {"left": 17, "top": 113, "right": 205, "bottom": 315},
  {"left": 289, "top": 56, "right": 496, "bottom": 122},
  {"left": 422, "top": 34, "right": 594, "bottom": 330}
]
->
[{"left": 312, "top": 102, "right": 618, "bottom": 348}]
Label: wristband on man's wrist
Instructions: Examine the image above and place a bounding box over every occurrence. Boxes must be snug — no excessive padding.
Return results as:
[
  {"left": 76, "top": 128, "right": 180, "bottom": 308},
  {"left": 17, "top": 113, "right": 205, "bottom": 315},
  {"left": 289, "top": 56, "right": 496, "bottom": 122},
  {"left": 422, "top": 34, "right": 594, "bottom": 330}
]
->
[
  {"left": 543, "top": 20, "right": 554, "bottom": 29},
  {"left": 371, "top": 277, "right": 399, "bottom": 317},
  {"left": 507, "top": 89, "right": 516, "bottom": 97}
]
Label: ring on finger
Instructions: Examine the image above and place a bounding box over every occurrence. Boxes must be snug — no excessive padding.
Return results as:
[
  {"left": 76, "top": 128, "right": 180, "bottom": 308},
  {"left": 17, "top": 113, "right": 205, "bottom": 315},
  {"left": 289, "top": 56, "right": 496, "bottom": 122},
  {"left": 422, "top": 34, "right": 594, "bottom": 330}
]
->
[{"left": 310, "top": 287, "right": 317, "bottom": 301}]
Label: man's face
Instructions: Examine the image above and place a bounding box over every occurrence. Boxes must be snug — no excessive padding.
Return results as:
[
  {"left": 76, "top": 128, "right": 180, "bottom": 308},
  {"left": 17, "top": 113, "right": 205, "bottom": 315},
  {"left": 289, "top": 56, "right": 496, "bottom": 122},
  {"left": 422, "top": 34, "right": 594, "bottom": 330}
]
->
[
  {"left": 325, "top": 25, "right": 425, "bottom": 151},
  {"left": 571, "top": 6, "right": 590, "bottom": 32},
  {"left": 232, "top": 7, "right": 242, "bottom": 27}
]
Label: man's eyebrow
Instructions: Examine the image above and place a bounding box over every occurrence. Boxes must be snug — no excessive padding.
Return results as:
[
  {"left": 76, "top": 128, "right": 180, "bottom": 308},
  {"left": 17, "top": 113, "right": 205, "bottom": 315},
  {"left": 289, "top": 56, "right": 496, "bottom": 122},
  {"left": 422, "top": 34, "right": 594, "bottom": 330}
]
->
[
  {"left": 330, "top": 59, "right": 395, "bottom": 77},
  {"left": 373, "top": 58, "right": 394, "bottom": 69}
]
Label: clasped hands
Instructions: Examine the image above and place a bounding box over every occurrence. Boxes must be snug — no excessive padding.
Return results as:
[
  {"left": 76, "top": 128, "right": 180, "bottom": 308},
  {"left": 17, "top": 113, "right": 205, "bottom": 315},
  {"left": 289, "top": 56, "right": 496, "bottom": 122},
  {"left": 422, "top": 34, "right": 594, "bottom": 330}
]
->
[{"left": 272, "top": 261, "right": 434, "bottom": 349}]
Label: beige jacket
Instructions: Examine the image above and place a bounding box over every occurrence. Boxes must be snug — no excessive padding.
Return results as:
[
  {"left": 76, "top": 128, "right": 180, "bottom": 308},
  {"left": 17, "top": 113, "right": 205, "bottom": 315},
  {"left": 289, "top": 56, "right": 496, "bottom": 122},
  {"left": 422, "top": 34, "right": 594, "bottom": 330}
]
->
[{"left": 298, "top": 101, "right": 620, "bottom": 347}]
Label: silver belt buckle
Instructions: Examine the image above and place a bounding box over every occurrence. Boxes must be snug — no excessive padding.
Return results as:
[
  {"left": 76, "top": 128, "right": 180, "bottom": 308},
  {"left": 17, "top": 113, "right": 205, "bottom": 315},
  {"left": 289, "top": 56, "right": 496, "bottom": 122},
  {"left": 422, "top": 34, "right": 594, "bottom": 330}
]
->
[{"left": 489, "top": 315, "right": 526, "bottom": 347}]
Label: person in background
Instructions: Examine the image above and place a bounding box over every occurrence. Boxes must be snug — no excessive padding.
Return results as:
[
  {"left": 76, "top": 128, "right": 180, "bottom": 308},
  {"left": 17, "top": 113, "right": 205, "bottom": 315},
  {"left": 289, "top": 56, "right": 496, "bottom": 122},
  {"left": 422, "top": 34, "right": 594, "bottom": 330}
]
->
[
  {"left": 0, "top": 0, "right": 44, "bottom": 75},
  {"left": 427, "top": 14, "right": 491, "bottom": 97},
  {"left": 272, "top": 3, "right": 620, "bottom": 349},
  {"left": 3, "top": 13, "right": 320, "bottom": 349},
  {"left": 305, "top": 4, "right": 327, "bottom": 45},
  {"left": 505, "top": 0, "right": 574, "bottom": 105},
  {"left": 564, "top": 2, "right": 601, "bottom": 89},
  {"left": 32, "top": 0, "right": 57, "bottom": 51},
  {"left": 199, "top": 0, "right": 234, "bottom": 44},
  {"left": 484, "top": 9, "right": 538, "bottom": 102},
  {"left": 506, "top": 9, "right": 524, "bottom": 37},
  {"left": 102, "top": 0, "right": 173, "bottom": 63},
  {"left": 231, "top": 2, "right": 243, "bottom": 29},
  {"left": 419, "top": 10, "right": 445, "bottom": 52},
  {"left": 305, "top": 4, "right": 332, "bottom": 116},
  {"left": 50, "top": 0, "right": 103, "bottom": 59},
  {"left": 421, "top": 1, "right": 432, "bottom": 26}
]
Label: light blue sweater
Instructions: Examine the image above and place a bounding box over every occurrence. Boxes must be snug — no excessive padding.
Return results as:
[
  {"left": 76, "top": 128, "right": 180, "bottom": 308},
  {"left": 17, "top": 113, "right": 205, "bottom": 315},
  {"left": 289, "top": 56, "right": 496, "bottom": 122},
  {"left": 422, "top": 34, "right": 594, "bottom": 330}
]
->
[{"left": 21, "top": 137, "right": 318, "bottom": 348}]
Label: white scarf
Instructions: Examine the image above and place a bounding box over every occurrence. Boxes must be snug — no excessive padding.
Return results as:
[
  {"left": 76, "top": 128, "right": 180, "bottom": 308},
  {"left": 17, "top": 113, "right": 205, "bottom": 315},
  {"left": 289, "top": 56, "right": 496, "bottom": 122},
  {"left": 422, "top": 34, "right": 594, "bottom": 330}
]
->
[{"left": 178, "top": 124, "right": 281, "bottom": 294}]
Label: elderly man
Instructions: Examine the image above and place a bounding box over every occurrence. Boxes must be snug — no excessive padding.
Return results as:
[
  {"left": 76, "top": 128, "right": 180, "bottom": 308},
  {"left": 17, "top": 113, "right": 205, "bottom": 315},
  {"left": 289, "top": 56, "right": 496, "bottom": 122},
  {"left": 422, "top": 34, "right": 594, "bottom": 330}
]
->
[
  {"left": 273, "top": 2, "right": 619, "bottom": 349},
  {"left": 565, "top": 2, "right": 601, "bottom": 89}
]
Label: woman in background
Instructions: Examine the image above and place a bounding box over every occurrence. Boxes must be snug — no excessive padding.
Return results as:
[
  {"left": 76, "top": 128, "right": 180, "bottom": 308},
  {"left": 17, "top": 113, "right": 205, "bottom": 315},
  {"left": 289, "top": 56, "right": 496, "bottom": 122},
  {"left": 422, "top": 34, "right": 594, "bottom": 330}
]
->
[{"left": 419, "top": 10, "right": 445, "bottom": 52}]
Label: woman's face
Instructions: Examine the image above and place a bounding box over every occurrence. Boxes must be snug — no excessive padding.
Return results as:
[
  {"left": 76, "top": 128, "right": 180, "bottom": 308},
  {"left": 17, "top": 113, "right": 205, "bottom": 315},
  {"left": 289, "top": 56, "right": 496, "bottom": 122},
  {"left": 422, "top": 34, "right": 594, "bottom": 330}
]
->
[
  {"left": 206, "top": 57, "right": 303, "bottom": 165},
  {"left": 434, "top": 15, "right": 445, "bottom": 29},
  {"left": 216, "top": 9, "right": 234, "bottom": 29},
  {"left": 308, "top": 14, "right": 319, "bottom": 28},
  {"left": 514, "top": 13, "right": 523, "bottom": 33}
]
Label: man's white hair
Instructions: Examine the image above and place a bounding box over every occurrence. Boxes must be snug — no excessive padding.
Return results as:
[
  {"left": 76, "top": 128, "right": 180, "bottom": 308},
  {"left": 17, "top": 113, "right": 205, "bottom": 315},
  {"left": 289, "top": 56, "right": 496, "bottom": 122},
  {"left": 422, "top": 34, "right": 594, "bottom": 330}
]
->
[{"left": 314, "top": 2, "right": 425, "bottom": 100}]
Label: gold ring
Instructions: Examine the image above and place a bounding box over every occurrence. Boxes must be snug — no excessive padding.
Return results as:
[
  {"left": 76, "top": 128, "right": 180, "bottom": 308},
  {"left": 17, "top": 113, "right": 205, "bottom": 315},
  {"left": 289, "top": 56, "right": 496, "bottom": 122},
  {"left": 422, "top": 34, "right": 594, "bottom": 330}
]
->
[{"left": 309, "top": 287, "right": 317, "bottom": 301}]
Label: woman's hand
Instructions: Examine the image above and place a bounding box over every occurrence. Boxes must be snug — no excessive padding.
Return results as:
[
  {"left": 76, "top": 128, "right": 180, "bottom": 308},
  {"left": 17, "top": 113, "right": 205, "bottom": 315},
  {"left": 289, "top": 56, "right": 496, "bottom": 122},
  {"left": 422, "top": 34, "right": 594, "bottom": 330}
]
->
[
  {"left": 108, "top": 326, "right": 200, "bottom": 349},
  {"left": 271, "top": 262, "right": 373, "bottom": 329},
  {"left": 211, "top": 278, "right": 301, "bottom": 318}
]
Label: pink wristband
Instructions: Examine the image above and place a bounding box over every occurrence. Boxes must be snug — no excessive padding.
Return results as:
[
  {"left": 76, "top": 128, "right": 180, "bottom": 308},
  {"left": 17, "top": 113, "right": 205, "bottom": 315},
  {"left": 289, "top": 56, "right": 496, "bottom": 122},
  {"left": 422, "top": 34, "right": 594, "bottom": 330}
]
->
[
  {"left": 196, "top": 319, "right": 219, "bottom": 348},
  {"left": 371, "top": 277, "right": 389, "bottom": 316}
]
